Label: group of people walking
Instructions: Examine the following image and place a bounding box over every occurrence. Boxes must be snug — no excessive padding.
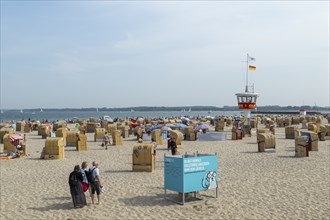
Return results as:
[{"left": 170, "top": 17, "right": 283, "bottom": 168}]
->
[
  {"left": 68, "top": 161, "right": 103, "bottom": 208},
  {"left": 68, "top": 136, "right": 177, "bottom": 209}
]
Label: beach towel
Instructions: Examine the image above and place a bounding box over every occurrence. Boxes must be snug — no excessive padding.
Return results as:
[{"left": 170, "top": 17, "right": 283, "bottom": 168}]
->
[{"left": 0, "top": 156, "right": 13, "bottom": 160}]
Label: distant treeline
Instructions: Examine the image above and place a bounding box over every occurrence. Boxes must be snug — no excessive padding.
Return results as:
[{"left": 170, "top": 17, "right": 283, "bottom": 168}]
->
[{"left": 9, "top": 105, "right": 330, "bottom": 112}]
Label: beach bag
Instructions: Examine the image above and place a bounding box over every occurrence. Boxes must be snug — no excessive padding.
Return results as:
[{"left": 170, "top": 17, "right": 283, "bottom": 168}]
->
[
  {"left": 82, "top": 182, "right": 89, "bottom": 192},
  {"left": 85, "top": 168, "right": 96, "bottom": 184}
]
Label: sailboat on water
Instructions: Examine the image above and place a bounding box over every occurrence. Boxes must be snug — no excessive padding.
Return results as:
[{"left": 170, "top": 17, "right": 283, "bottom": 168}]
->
[
  {"left": 40, "top": 108, "right": 43, "bottom": 113},
  {"left": 96, "top": 108, "right": 99, "bottom": 113},
  {"left": 20, "top": 109, "right": 23, "bottom": 113}
]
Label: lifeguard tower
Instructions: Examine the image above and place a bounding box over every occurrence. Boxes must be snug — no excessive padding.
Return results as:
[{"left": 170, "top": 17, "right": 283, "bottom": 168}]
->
[
  {"left": 236, "top": 91, "right": 258, "bottom": 119},
  {"left": 235, "top": 54, "right": 259, "bottom": 119},
  {"left": 299, "top": 109, "right": 307, "bottom": 116}
]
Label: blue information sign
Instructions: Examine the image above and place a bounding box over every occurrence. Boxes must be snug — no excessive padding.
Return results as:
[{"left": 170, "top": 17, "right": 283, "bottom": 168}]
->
[{"left": 164, "top": 154, "right": 218, "bottom": 193}]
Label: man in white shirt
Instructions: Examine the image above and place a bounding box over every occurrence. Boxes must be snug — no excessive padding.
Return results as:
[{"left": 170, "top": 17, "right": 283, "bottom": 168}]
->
[{"left": 90, "top": 161, "right": 103, "bottom": 205}]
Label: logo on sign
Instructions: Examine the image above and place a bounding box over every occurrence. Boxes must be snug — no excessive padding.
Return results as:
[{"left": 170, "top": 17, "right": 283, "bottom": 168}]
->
[{"left": 201, "top": 171, "right": 217, "bottom": 189}]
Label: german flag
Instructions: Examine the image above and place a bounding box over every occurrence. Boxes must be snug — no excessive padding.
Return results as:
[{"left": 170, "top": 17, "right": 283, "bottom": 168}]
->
[{"left": 248, "top": 65, "right": 256, "bottom": 71}]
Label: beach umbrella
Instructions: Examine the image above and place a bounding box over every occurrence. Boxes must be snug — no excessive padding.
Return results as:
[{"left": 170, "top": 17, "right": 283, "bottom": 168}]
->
[
  {"left": 105, "top": 117, "right": 114, "bottom": 123},
  {"left": 148, "top": 125, "right": 161, "bottom": 131},
  {"left": 137, "top": 117, "right": 144, "bottom": 122},
  {"left": 173, "top": 123, "right": 187, "bottom": 128},
  {"left": 75, "top": 123, "right": 80, "bottom": 128},
  {"left": 162, "top": 126, "right": 172, "bottom": 131},
  {"left": 195, "top": 124, "right": 211, "bottom": 130}
]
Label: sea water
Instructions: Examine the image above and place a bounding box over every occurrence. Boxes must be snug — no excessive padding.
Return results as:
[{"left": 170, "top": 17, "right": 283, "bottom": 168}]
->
[{"left": 0, "top": 110, "right": 242, "bottom": 122}]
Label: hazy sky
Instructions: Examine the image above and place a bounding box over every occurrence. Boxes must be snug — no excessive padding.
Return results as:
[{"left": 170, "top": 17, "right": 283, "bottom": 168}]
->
[{"left": 1, "top": 1, "right": 329, "bottom": 109}]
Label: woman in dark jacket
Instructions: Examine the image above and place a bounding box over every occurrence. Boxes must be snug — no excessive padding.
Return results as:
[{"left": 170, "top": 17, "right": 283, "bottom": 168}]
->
[
  {"left": 69, "top": 165, "right": 87, "bottom": 208},
  {"left": 168, "top": 137, "right": 177, "bottom": 155}
]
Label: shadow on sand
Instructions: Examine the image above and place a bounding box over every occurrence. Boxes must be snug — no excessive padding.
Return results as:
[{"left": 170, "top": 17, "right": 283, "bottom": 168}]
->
[
  {"left": 44, "top": 196, "right": 71, "bottom": 201},
  {"left": 240, "top": 151, "right": 260, "bottom": 154},
  {"left": 118, "top": 194, "right": 175, "bottom": 207},
  {"left": 29, "top": 202, "right": 73, "bottom": 211},
  {"left": 104, "top": 169, "right": 132, "bottom": 173},
  {"left": 246, "top": 142, "right": 257, "bottom": 145},
  {"left": 28, "top": 196, "right": 75, "bottom": 211},
  {"left": 278, "top": 155, "right": 296, "bottom": 158}
]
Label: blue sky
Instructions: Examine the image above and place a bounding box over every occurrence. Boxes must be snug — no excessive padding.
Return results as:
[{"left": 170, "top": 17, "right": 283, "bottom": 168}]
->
[{"left": 1, "top": 1, "right": 329, "bottom": 109}]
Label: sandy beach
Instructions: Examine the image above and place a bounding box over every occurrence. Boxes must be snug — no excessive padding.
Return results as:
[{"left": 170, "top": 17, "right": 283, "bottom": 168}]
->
[{"left": 1, "top": 122, "right": 329, "bottom": 220}]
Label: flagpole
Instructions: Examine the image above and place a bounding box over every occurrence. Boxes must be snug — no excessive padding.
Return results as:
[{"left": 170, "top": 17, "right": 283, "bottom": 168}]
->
[{"left": 246, "top": 53, "right": 249, "bottom": 92}]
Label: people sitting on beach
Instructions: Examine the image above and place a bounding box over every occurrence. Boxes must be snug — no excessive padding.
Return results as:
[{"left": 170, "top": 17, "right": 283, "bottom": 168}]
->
[
  {"left": 76, "top": 133, "right": 80, "bottom": 142},
  {"left": 16, "top": 145, "right": 23, "bottom": 157}
]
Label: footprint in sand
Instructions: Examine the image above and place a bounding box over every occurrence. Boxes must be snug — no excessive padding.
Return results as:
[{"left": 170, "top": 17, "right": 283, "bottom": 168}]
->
[
  {"left": 204, "top": 200, "right": 217, "bottom": 212},
  {"left": 193, "top": 205, "right": 203, "bottom": 211}
]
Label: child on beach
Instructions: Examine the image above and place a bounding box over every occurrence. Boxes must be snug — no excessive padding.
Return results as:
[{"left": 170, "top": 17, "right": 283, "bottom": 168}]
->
[{"left": 15, "top": 145, "right": 23, "bottom": 157}]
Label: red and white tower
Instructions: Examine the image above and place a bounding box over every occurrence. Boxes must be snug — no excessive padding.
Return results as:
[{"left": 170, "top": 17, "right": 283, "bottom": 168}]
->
[{"left": 235, "top": 54, "right": 259, "bottom": 119}]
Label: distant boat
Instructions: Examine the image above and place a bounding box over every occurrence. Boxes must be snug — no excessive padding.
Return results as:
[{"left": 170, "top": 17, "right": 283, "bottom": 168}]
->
[
  {"left": 207, "top": 110, "right": 212, "bottom": 114},
  {"left": 31, "top": 112, "right": 36, "bottom": 115},
  {"left": 20, "top": 109, "right": 23, "bottom": 113},
  {"left": 188, "top": 108, "right": 191, "bottom": 112},
  {"left": 96, "top": 108, "right": 99, "bottom": 112},
  {"left": 131, "top": 109, "right": 134, "bottom": 112},
  {"left": 40, "top": 108, "right": 43, "bottom": 112},
  {"left": 181, "top": 109, "right": 186, "bottom": 112},
  {"left": 1, "top": 110, "right": 3, "bottom": 114}
]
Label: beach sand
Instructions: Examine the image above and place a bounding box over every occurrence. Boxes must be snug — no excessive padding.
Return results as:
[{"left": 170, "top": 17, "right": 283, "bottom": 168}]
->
[{"left": 1, "top": 122, "right": 329, "bottom": 220}]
